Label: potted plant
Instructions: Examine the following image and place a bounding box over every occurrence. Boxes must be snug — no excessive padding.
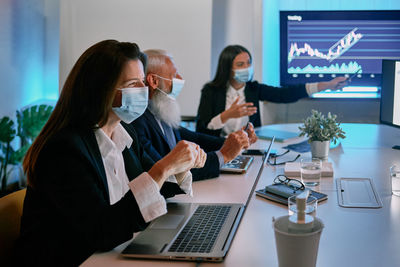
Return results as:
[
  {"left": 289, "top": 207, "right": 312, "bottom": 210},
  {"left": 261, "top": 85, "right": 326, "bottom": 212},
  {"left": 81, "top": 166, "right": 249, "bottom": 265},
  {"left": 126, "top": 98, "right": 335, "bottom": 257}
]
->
[
  {"left": 299, "top": 110, "right": 346, "bottom": 159},
  {"left": 0, "top": 104, "right": 53, "bottom": 196}
]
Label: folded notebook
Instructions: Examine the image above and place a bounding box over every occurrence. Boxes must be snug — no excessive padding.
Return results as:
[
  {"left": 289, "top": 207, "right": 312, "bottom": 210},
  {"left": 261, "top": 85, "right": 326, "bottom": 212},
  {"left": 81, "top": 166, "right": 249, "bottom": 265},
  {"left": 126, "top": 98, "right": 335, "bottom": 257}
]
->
[
  {"left": 284, "top": 162, "right": 334, "bottom": 177},
  {"left": 255, "top": 183, "right": 328, "bottom": 205}
]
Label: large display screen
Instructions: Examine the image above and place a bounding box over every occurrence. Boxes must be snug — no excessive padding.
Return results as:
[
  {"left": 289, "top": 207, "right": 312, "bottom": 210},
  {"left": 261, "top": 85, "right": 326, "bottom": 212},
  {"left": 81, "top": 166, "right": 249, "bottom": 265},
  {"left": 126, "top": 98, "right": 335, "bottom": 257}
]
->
[
  {"left": 380, "top": 60, "right": 400, "bottom": 128},
  {"left": 280, "top": 10, "right": 400, "bottom": 95}
]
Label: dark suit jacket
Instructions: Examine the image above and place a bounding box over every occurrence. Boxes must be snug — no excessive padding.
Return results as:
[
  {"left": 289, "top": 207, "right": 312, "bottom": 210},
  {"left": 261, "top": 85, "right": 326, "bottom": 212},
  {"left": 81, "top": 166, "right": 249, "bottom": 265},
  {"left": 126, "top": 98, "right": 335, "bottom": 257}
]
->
[
  {"left": 126, "top": 109, "right": 225, "bottom": 181},
  {"left": 196, "top": 80, "right": 308, "bottom": 136},
  {"left": 13, "top": 125, "right": 183, "bottom": 266}
]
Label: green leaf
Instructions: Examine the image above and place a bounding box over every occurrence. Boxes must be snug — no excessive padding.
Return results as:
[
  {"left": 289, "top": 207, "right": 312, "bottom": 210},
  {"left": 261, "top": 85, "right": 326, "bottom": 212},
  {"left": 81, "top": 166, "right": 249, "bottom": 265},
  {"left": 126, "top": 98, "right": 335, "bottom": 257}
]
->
[
  {"left": 298, "top": 109, "right": 346, "bottom": 142},
  {"left": 9, "top": 144, "right": 31, "bottom": 164},
  {"left": 17, "top": 104, "right": 53, "bottom": 143},
  {"left": 0, "top": 117, "right": 16, "bottom": 143}
]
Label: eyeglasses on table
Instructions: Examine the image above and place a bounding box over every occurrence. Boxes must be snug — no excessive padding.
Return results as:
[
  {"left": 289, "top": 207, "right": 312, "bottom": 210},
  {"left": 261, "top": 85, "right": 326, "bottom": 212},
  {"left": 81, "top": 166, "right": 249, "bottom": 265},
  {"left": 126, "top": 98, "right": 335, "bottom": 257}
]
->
[
  {"left": 267, "top": 149, "right": 301, "bottom": 166},
  {"left": 273, "top": 174, "right": 305, "bottom": 191}
]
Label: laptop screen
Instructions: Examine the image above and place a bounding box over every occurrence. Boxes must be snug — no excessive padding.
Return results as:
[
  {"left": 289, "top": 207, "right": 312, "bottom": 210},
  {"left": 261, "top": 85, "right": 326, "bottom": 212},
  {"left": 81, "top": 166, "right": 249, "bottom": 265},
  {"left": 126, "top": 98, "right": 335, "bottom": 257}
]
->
[{"left": 245, "top": 136, "right": 275, "bottom": 208}]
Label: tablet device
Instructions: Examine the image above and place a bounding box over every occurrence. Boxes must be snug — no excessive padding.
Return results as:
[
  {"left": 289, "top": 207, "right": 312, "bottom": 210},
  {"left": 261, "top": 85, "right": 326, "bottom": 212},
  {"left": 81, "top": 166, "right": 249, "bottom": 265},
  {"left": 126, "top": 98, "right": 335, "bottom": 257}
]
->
[{"left": 220, "top": 155, "right": 254, "bottom": 173}]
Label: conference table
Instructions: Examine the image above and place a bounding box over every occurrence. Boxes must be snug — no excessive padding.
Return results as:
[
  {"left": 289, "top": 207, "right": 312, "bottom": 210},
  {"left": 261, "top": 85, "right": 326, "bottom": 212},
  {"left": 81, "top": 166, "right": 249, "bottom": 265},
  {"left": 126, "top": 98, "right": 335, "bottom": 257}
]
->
[{"left": 82, "top": 123, "right": 400, "bottom": 267}]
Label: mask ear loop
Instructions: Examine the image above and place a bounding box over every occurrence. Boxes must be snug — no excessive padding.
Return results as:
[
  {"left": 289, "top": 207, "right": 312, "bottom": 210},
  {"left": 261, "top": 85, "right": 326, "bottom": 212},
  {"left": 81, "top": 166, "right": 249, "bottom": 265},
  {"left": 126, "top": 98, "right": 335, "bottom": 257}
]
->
[{"left": 152, "top": 73, "right": 174, "bottom": 96}]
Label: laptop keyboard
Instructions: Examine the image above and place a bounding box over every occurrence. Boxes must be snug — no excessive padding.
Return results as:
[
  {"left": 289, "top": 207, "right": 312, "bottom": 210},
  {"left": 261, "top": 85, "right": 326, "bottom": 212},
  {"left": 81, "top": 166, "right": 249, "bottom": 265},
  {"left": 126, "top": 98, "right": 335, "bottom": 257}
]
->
[{"left": 168, "top": 205, "right": 231, "bottom": 253}]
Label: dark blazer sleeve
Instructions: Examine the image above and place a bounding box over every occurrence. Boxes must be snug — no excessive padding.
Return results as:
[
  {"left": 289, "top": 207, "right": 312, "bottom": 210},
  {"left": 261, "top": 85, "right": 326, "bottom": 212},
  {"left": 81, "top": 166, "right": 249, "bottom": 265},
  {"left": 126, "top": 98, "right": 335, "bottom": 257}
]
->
[
  {"left": 244, "top": 81, "right": 309, "bottom": 127},
  {"left": 196, "top": 83, "right": 226, "bottom": 137},
  {"left": 128, "top": 112, "right": 225, "bottom": 181},
  {"left": 191, "top": 151, "right": 221, "bottom": 181},
  {"left": 179, "top": 126, "right": 225, "bottom": 181},
  {"left": 179, "top": 126, "right": 225, "bottom": 152},
  {"left": 251, "top": 81, "right": 308, "bottom": 103},
  {"left": 125, "top": 117, "right": 164, "bottom": 163}
]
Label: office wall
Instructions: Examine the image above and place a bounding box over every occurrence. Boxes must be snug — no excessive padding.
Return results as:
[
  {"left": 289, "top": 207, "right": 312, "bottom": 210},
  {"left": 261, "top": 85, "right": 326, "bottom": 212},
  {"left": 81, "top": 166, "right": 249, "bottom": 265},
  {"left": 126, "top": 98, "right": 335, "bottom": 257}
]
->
[
  {"left": 3, "top": 0, "right": 398, "bottom": 122},
  {"left": 261, "top": 0, "right": 400, "bottom": 124},
  {"left": 0, "top": 0, "right": 59, "bottom": 118},
  {"left": 59, "top": 0, "right": 212, "bottom": 117},
  {"left": 211, "top": 0, "right": 263, "bottom": 83}
]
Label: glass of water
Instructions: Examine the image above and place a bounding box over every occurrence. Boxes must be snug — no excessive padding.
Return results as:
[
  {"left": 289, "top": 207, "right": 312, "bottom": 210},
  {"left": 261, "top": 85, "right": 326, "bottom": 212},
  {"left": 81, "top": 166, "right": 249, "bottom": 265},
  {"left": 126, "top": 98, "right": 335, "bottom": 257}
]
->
[
  {"left": 390, "top": 165, "right": 400, "bottom": 197},
  {"left": 301, "top": 158, "right": 322, "bottom": 187},
  {"left": 288, "top": 195, "right": 317, "bottom": 217}
]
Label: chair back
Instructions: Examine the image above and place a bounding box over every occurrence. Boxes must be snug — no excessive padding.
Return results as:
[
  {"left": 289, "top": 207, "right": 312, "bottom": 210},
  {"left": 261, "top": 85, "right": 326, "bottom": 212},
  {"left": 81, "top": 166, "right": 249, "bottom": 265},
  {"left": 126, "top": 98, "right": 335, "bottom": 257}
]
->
[{"left": 0, "top": 189, "right": 26, "bottom": 263}]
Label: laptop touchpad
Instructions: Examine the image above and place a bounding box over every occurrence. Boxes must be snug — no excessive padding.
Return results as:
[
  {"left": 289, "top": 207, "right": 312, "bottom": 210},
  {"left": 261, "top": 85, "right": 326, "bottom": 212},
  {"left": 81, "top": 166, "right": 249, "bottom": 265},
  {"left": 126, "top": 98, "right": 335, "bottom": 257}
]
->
[{"left": 150, "top": 214, "right": 185, "bottom": 229}]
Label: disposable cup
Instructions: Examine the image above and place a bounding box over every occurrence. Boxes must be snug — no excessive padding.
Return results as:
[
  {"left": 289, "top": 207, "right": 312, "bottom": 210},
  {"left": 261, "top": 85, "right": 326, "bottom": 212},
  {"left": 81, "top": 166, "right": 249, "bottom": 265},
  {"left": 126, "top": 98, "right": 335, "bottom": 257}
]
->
[{"left": 273, "top": 215, "right": 324, "bottom": 267}]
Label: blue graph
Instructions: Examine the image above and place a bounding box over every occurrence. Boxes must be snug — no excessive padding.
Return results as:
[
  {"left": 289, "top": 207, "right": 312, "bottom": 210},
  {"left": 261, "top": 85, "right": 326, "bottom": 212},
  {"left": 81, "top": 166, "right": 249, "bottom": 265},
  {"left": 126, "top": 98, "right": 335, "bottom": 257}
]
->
[
  {"left": 286, "top": 20, "right": 400, "bottom": 74},
  {"left": 288, "top": 28, "right": 363, "bottom": 63},
  {"left": 288, "top": 61, "right": 362, "bottom": 74}
]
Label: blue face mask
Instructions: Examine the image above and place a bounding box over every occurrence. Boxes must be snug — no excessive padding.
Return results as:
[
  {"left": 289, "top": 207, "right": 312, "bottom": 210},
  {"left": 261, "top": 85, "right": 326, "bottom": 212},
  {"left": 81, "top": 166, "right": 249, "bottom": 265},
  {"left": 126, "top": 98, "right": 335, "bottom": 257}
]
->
[
  {"left": 155, "top": 74, "right": 185, "bottom": 100},
  {"left": 233, "top": 66, "right": 254, "bottom": 83},
  {"left": 112, "top": 86, "right": 148, "bottom": 124}
]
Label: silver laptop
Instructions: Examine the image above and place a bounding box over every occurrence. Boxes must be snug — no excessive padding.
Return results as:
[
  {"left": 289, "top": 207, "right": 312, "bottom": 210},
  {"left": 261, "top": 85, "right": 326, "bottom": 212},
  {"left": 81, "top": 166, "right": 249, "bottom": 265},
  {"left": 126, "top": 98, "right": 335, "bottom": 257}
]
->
[
  {"left": 220, "top": 155, "right": 254, "bottom": 173},
  {"left": 121, "top": 137, "right": 275, "bottom": 262}
]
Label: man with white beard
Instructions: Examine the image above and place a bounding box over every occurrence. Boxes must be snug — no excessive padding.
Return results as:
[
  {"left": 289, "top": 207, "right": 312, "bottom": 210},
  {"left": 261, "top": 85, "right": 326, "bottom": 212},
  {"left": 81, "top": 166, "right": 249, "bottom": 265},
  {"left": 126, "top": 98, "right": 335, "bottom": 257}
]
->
[{"left": 126, "top": 49, "right": 257, "bottom": 181}]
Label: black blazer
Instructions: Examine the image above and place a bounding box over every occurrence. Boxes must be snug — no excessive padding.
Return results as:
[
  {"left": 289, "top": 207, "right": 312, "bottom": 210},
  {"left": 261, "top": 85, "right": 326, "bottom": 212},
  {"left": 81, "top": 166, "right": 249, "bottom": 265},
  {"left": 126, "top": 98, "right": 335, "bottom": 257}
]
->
[
  {"left": 196, "top": 80, "right": 308, "bottom": 136},
  {"left": 126, "top": 109, "right": 225, "bottom": 181},
  {"left": 13, "top": 125, "right": 183, "bottom": 266}
]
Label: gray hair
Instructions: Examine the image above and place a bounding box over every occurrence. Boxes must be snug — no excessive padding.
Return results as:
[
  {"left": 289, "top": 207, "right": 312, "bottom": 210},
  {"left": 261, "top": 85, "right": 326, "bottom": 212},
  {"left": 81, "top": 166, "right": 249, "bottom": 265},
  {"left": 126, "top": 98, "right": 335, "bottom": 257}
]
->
[{"left": 143, "top": 49, "right": 173, "bottom": 74}]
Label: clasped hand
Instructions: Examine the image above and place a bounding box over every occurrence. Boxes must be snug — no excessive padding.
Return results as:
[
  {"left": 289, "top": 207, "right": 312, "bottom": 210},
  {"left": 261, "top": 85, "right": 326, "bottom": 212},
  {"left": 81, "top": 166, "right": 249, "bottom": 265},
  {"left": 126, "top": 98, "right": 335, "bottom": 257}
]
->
[
  {"left": 149, "top": 141, "right": 206, "bottom": 188},
  {"left": 164, "top": 140, "right": 207, "bottom": 174},
  {"left": 220, "top": 123, "right": 257, "bottom": 163}
]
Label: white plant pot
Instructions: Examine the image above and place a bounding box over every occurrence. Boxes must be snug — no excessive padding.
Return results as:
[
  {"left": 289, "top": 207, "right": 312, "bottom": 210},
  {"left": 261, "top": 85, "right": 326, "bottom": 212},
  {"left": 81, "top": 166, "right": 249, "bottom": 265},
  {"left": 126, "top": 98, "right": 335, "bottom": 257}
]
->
[{"left": 310, "top": 140, "right": 330, "bottom": 159}]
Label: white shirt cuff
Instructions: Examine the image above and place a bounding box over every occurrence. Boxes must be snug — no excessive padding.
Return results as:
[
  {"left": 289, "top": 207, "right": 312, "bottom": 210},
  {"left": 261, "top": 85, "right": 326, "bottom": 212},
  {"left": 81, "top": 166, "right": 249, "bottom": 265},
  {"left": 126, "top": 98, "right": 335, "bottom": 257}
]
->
[
  {"left": 305, "top": 82, "right": 319, "bottom": 96},
  {"left": 216, "top": 150, "right": 225, "bottom": 167},
  {"left": 207, "top": 114, "right": 224, "bottom": 130},
  {"left": 129, "top": 172, "right": 167, "bottom": 223},
  {"left": 178, "top": 171, "right": 193, "bottom": 197},
  {"left": 166, "top": 172, "right": 193, "bottom": 197}
]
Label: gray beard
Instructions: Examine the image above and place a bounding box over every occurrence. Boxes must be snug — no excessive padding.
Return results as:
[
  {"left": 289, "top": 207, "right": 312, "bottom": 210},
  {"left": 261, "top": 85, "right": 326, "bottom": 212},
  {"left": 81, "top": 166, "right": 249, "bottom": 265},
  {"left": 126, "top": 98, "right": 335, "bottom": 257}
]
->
[{"left": 149, "top": 90, "right": 181, "bottom": 129}]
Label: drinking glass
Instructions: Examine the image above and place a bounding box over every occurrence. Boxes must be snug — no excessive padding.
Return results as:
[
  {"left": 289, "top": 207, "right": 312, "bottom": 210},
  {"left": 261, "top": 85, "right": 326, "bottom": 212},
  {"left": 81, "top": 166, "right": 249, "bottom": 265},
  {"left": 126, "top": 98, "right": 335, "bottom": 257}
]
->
[
  {"left": 288, "top": 195, "right": 317, "bottom": 217},
  {"left": 390, "top": 165, "right": 400, "bottom": 197},
  {"left": 301, "top": 158, "right": 322, "bottom": 187}
]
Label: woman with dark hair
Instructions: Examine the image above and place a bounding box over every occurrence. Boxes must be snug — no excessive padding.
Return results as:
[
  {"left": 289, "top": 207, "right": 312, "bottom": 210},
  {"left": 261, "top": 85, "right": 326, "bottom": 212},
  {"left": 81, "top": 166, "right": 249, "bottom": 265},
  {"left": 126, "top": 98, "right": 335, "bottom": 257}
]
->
[
  {"left": 196, "top": 44, "right": 347, "bottom": 137},
  {"left": 12, "top": 40, "right": 205, "bottom": 266}
]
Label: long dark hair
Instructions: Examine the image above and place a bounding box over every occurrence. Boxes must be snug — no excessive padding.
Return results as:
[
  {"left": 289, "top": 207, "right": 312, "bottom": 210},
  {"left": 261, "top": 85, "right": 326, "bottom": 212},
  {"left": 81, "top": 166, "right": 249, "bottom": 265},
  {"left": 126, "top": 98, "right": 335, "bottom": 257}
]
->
[
  {"left": 24, "top": 40, "right": 147, "bottom": 187},
  {"left": 208, "top": 45, "right": 252, "bottom": 90}
]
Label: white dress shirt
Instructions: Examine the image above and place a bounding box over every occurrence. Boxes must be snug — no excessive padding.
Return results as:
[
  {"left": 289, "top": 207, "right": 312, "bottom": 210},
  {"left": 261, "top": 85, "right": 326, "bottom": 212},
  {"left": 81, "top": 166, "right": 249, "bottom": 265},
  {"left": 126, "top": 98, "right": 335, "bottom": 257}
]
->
[
  {"left": 207, "top": 82, "right": 319, "bottom": 136},
  {"left": 94, "top": 123, "right": 189, "bottom": 223}
]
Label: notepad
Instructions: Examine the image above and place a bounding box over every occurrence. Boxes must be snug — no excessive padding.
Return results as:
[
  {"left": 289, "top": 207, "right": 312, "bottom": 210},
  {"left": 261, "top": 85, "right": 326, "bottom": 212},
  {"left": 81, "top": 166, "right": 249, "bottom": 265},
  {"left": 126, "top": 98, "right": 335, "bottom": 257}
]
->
[
  {"left": 284, "top": 162, "right": 334, "bottom": 177},
  {"left": 255, "top": 128, "right": 299, "bottom": 142}
]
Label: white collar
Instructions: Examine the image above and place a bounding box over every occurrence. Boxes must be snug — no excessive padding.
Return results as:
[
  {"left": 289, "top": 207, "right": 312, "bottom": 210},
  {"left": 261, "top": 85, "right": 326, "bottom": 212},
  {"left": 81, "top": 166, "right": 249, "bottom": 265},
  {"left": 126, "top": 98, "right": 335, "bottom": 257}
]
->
[
  {"left": 227, "top": 83, "right": 245, "bottom": 96},
  {"left": 94, "top": 123, "right": 133, "bottom": 157}
]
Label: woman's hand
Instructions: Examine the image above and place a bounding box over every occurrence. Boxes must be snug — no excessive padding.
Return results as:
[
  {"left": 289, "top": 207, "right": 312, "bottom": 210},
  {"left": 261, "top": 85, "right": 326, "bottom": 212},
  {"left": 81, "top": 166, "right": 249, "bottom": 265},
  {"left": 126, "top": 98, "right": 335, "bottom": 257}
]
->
[
  {"left": 148, "top": 140, "right": 205, "bottom": 188},
  {"left": 220, "top": 97, "right": 257, "bottom": 123},
  {"left": 318, "top": 77, "right": 348, "bottom": 91}
]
